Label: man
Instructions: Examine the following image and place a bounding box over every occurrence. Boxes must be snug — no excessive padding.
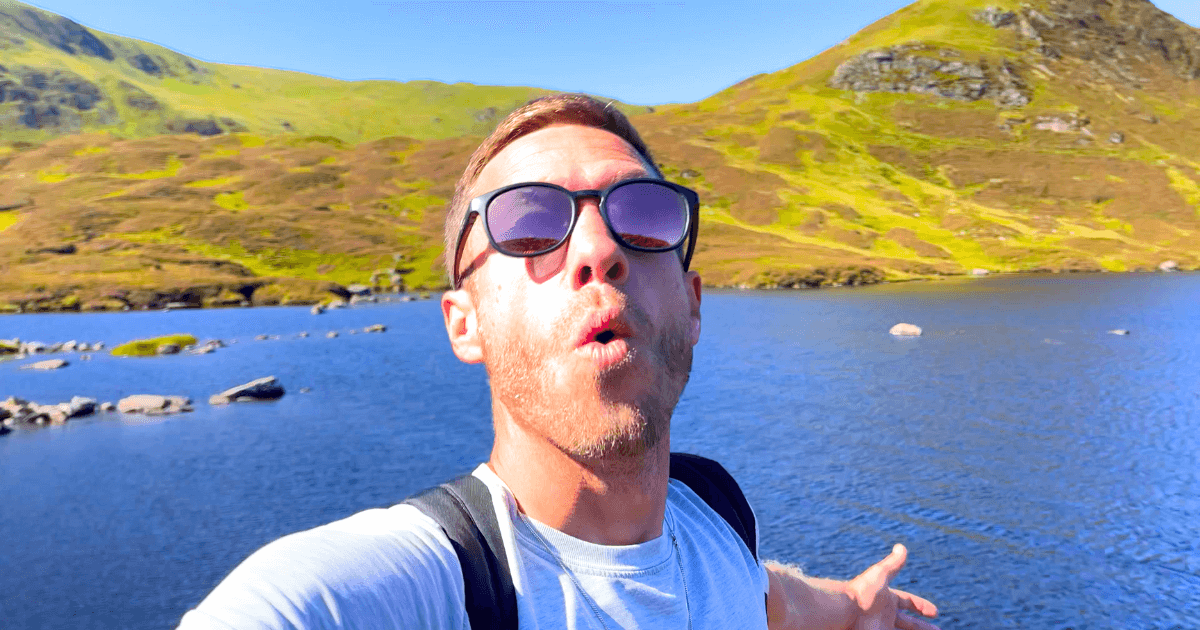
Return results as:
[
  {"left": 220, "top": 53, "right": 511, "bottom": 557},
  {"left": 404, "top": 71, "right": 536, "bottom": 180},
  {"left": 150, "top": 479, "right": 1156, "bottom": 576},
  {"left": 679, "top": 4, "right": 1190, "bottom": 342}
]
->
[{"left": 179, "top": 94, "right": 940, "bottom": 630}]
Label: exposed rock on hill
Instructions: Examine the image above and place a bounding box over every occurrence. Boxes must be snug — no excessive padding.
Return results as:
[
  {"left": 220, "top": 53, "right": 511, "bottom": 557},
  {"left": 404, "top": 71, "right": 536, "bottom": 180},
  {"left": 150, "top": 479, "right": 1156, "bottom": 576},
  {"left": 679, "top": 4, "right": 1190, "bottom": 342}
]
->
[{"left": 830, "top": 44, "right": 1031, "bottom": 108}]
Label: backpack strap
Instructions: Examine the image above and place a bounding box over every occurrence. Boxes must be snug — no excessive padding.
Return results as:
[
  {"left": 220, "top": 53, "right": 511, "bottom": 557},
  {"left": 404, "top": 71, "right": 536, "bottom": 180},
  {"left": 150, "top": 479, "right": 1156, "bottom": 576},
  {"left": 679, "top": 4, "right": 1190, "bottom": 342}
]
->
[
  {"left": 403, "top": 474, "right": 518, "bottom": 630},
  {"left": 404, "top": 454, "right": 757, "bottom": 629},
  {"left": 668, "top": 452, "right": 758, "bottom": 559}
]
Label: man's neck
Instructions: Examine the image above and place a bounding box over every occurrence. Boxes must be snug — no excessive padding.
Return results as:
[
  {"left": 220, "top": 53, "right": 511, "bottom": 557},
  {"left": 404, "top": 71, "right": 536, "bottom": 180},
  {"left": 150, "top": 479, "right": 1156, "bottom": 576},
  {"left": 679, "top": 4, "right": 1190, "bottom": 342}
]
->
[{"left": 488, "top": 416, "right": 670, "bottom": 546}]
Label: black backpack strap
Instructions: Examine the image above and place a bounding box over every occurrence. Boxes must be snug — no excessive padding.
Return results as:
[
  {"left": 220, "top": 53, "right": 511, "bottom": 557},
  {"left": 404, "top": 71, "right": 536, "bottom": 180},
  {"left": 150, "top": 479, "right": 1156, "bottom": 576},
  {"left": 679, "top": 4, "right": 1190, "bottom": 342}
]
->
[
  {"left": 669, "top": 452, "right": 758, "bottom": 560},
  {"left": 403, "top": 474, "right": 518, "bottom": 630}
]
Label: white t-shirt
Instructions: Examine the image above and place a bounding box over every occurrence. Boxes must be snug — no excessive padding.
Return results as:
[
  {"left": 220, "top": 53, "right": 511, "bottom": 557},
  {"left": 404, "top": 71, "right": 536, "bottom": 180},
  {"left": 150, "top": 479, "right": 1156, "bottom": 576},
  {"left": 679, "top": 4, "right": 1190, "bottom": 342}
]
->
[{"left": 179, "top": 464, "right": 770, "bottom": 629}]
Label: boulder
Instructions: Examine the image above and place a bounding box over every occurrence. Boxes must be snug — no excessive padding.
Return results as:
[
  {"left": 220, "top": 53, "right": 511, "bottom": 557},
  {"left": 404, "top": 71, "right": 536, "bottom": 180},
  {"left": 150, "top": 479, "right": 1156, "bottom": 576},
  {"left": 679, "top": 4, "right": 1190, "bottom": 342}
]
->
[
  {"left": 92, "top": 342, "right": 105, "bottom": 351},
  {"left": 1109, "top": 132, "right": 1125, "bottom": 144},
  {"left": 100, "top": 402, "right": 115, "bottom": 412},
  {"left": 889, "top": 323, "right": 923, "bottom": 337},
  {"left": 64, "top": 396, "right": 97, "bottom": 419},
  {"left": 209, "top": 376, "right": 285, "bottom": 405},
  {"left": 310, "top": 304, "right": 325, "bottom": 315},
  {"left": 61, "top": 340, "right": 78, "bottom": 352},
  {"left": 76, "top": 342, "right": 91, "bottom": 352},
  {"left": 22, "top": 359, "right": 68, "bottom": 370},
  {"left": 1158, "top": 260, "right": 1179, "bottom": 272},
  {"left": 326, "top": 331, "right": 339, "bottom": 338},
  {"left": 22, "top": 341, "right": 47, "bottom": 354},
  {"left": 118, "top": 394, "right": 193, "bottom": 415}
]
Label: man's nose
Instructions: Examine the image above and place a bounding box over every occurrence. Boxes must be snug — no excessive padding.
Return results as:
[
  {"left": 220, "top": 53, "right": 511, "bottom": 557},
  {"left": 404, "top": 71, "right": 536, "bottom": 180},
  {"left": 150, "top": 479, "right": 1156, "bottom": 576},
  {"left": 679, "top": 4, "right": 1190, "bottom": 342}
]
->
[{"left": 564, "top": 199, "right": 628, "bottom": 289}]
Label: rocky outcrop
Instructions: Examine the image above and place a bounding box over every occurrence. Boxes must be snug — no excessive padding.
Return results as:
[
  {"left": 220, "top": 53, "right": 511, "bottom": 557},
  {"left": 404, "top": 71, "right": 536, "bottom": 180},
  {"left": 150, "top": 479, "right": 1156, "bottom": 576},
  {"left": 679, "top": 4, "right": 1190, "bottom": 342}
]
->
[
  {"left": 4, "top": 7, "right": 114, "bottom": 59},
  {"left": 0, "top": 66, "right": 105, "bottom": 130},
  {"left": 1, "top": 396, "right": 97, "bottom": 426},
  {"left": 829, "top": 44, "right": 1030, "bottom": 108},
  {"left": 209, "top": 376, "right": 285, "bottom": 405},
  {"left": 977, "top": 1, "right": 1200, "bottom": 86}
]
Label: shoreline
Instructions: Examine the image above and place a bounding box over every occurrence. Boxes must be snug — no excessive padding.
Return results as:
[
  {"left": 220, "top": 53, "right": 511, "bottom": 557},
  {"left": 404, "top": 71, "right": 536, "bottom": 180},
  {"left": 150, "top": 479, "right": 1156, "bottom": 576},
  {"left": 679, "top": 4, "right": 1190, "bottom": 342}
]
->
[{"left": 0, "top": 268, "right": 1195, "bottom": 316}]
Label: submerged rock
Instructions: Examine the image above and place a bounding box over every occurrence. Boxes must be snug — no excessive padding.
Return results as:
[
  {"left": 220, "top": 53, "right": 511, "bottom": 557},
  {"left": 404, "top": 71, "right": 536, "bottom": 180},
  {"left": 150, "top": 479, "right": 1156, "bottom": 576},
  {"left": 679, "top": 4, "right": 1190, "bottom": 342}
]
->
[
  {"left": 22, "top": 358, "right": 68, "bottom": 370},
  {"left": 117, "top": 394, "right": 193, "bottom": 415},
  {"left": 889, "top": 323, "right": 923, "bottom": 337},
  {"left": 209, "top": 376, "right": 285, "bottom": 405}
]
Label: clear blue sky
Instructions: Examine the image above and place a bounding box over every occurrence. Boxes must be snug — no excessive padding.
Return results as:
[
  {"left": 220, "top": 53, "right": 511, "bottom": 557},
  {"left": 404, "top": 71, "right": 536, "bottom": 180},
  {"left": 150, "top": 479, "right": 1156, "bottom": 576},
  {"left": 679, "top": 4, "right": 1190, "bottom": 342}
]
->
[{"left": 24, "top": 0, "right": 1200, "bottom": 105}]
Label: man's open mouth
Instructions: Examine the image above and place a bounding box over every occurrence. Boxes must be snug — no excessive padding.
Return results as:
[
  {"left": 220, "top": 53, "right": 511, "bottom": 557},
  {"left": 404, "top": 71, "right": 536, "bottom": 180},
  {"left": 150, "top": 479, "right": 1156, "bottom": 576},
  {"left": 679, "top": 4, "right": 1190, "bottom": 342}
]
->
[{"left": 579, "top": 309, "right": 632, "bottom": 347}]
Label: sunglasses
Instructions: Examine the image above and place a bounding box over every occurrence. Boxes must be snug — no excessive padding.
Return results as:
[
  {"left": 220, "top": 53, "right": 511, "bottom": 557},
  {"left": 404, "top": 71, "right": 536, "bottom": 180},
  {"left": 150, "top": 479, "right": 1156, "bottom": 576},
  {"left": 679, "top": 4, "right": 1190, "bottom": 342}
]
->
[{"left": 451, "top": 178, "right": 699, "bottom": 289}]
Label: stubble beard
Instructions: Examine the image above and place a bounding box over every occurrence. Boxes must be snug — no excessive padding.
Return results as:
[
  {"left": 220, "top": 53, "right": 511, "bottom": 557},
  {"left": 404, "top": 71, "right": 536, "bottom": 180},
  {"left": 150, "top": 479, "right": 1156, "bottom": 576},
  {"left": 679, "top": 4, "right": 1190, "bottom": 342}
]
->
[{"left": 482, "top": 294, "right": 694, "bottom": 463}]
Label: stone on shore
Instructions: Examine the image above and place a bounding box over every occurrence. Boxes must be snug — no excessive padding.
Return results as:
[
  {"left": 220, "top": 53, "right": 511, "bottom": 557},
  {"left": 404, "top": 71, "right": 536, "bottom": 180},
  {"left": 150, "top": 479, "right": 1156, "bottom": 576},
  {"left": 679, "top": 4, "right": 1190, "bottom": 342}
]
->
[
  {"left": 118, "top": 394, "right": 193, "bottom": 415},
  {"left": 22, "top": 359, "right": 69, "bottom": 370},
  {"left": 209, "top": 376, "right": 286, "bottom": 405},
  {"left": 889, "top": 323, "right": 923, "bottom": 336},
  {"left": 970, "top": 268, "right": 990, "bottom": 276},
  {"left": 1158, "top": 260, "right": 1178, "bottom": 272}
]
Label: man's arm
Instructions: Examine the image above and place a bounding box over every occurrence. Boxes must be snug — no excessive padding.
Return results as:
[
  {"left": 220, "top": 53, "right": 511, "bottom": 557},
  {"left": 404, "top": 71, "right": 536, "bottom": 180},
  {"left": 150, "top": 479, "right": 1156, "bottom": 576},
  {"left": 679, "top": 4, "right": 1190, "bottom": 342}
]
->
[{"left": 765, "top": 544, "right": 939, "bottom": 630}]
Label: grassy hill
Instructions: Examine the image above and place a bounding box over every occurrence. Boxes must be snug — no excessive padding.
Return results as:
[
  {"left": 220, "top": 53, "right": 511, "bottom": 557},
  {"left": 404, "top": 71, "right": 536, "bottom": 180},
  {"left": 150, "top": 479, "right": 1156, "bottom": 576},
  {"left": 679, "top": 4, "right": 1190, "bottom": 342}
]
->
[
  {"left": 0, "top": 0, "right": 632, "bottom": 142},
  {"left": 1, "top": 0, "right": 1199, "bottom": 311}
]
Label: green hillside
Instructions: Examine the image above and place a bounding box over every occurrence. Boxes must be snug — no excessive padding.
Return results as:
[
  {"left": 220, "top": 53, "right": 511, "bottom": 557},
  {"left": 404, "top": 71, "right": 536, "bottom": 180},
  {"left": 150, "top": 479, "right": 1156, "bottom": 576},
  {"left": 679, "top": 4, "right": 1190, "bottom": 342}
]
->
[
  {"left": 0, "top": 0, "right": 650, "bottom": 142},
  {"left": 1, "top": 0, "right": 1199, "bottom": 311}
]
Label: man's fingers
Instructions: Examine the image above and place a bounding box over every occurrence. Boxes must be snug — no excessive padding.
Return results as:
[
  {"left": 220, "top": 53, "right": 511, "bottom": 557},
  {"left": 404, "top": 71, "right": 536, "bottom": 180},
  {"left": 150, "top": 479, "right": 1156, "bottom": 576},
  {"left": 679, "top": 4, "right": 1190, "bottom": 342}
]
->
[
  {"left": 895, "top": 611, "right": 941, "bottom": 630},
  {"left": 865, "top": 543, "right": 908, "bottom": 584},
  {"left": 892, "top": 588, "right": 938, "bottom": 618}
]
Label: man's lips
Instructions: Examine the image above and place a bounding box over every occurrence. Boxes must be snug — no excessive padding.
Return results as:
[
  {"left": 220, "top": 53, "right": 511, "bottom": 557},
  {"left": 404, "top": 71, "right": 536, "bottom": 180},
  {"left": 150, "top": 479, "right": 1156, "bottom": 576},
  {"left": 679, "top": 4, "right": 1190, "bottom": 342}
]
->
[{"left": 577, "top": 308, "right": 633, "bottom": 348}]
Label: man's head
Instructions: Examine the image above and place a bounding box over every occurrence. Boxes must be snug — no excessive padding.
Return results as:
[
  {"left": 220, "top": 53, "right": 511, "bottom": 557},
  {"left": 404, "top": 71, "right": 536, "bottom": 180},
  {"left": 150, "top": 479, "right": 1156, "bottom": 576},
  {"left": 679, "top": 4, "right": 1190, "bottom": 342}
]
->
[{"left": 441, "top": 94, "right": 702, "bottom": 463}]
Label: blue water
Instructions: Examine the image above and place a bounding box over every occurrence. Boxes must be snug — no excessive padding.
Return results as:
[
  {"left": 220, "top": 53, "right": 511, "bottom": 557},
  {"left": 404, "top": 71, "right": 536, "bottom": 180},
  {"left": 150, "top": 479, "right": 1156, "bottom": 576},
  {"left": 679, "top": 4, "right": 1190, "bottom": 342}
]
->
[{"left": 2, "top": 274, "right": 1198, "bottom": 629}]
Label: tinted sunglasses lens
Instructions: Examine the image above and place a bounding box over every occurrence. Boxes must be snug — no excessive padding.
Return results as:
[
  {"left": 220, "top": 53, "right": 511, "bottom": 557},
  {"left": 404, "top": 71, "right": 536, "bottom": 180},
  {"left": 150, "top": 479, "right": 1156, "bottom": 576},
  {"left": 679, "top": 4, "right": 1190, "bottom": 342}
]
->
[
  {"left": 487, "top": 186, "right": 573, "bottom": 255},
  {"left": 606, "top": 182, "right": 688, "bottom": 250}
]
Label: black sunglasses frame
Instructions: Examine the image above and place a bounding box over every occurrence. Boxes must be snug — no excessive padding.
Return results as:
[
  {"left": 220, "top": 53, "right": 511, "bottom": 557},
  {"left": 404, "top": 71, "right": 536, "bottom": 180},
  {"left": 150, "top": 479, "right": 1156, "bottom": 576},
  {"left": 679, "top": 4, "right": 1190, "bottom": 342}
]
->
[{"left": 451, "top": 178, "right": 700, "bottom": 289}]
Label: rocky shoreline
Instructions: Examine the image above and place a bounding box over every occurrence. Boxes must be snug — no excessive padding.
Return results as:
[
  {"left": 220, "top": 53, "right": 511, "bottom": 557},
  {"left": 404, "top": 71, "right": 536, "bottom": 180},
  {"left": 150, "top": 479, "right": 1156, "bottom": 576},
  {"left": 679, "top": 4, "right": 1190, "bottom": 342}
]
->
[{"left": 2, "top": 264, "right": 1194, "bottom": 314}]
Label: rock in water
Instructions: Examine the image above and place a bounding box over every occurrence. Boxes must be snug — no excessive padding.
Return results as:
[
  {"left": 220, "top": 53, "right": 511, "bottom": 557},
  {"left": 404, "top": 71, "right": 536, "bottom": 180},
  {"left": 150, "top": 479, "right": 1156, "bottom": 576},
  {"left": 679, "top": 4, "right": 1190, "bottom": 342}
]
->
[
  {"left": 22, "top": 359, "right": 69, "bottom": 370},
  {"left": 118, "top": 394, "right": 193, "bottom": 415},
  {"left": 326, "top": 331, "right": 339, "bottom": 338},
  {"left": 65, "top": 396, "right": 97, "bottom": 418},
  {"left": 1108, "top": 329, "right": 1131, "bottom": 336},
  {"left": 310, "top": 304, "right": 325, "bottom": 315},
  {"left": 100, "top": 402, "right": 116, "bottom": 412},
  {"left": 364, "top": 324, "right": 387, "bottom": 333},
  {"left": 209, "top": 376, "right": 286, "bottom": 405},
  {"left": 889, "top": 323, "right": 923, "bottom": 337}
]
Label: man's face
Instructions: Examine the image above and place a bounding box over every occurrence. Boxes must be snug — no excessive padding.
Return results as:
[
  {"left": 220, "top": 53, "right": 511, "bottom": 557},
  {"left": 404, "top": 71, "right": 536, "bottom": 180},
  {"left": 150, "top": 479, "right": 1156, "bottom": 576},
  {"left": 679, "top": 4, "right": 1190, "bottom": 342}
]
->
[{"left": 448, "top": 124, "right": 702, "bottom": 460}]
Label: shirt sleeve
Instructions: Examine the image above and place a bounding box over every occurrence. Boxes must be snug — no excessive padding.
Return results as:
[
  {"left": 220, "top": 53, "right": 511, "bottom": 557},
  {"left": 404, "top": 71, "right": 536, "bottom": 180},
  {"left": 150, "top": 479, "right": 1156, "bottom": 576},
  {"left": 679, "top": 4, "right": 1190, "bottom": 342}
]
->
[{"left": 177, "top": 505, "right": 468, "bottom": 630}]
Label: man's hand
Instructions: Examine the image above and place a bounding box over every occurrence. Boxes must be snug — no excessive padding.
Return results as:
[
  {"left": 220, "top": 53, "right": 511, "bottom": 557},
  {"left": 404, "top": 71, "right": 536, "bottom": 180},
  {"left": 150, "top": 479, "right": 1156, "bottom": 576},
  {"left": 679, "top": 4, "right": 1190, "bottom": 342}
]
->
[
  {"left": 766, "top": 544, "right": 939, "bottom": 630},
  {"left": 843, "top": 544, "right": 938, "bottom": 630}
]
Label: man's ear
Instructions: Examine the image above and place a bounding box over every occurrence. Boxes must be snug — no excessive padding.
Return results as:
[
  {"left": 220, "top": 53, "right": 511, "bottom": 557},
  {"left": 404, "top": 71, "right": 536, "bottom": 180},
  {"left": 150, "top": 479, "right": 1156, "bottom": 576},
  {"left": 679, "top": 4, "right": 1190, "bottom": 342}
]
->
[
  {"left": 686, "top": 270, "right": 702, "bottom": 345},
  {"left": 442, "top": 288, "right": 483, "bottom": 364}
]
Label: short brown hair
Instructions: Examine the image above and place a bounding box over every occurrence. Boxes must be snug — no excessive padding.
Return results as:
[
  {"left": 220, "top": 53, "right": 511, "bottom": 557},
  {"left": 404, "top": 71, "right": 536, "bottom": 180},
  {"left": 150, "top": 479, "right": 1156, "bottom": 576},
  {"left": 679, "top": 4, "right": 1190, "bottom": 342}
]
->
[{"left": 442, "top": 93, "right": 660, "bottom": 284}]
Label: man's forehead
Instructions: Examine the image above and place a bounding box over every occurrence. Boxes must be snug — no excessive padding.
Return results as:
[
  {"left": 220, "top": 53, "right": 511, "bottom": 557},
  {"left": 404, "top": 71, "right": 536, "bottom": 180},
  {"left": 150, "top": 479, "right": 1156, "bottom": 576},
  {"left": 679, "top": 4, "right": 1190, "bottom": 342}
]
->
[{"left": 473, "top": 125, "right": 652, "bottom": 194}]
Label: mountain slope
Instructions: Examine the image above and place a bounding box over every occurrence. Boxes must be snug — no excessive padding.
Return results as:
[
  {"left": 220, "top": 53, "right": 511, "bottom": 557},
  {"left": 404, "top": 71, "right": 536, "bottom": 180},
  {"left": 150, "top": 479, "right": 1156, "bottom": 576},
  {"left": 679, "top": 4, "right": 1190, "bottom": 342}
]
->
[
  {"left": 630, "top": 0, "right": 1200, "bottom": 286},
  {"left": 1, "top": 0, "right": 1199, "bottom": 312},
  {"left": 0, "top": 0, "right": 626, "bottom": 142}
]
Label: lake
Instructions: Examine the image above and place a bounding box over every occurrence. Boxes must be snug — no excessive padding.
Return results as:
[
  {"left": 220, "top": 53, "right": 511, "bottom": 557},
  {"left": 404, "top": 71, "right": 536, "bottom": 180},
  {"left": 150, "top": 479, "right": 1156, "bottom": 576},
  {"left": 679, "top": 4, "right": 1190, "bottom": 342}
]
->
[{"left": 2, "top": 274, "right": 1197, "bottom": 629}]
